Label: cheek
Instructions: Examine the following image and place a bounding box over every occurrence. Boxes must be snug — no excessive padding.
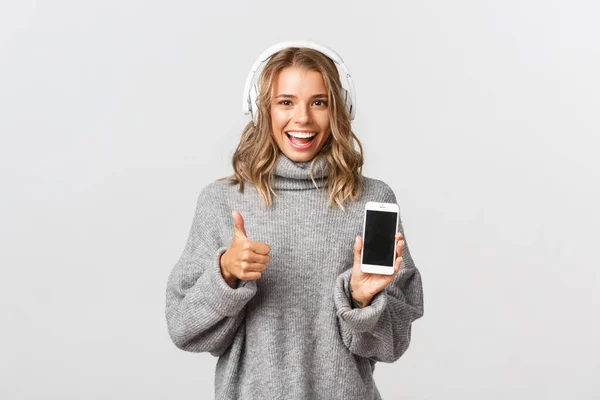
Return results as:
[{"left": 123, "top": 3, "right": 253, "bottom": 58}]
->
[
  {"left": 320, "top": 130, "right": 332, "bottom": 144},
  {"left": 317, "top": 113, "right": 331, "bottom": 131},
  {"left": 270, "top": 108, "right": 287, "bottom": 127}
]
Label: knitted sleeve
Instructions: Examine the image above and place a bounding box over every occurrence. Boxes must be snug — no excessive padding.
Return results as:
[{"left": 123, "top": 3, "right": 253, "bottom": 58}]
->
[
  {"left": 165, "top": 185, "right": 257, "bottom": 357},
  {"left": 333, "top": 189, "right": 424, "bottom": 363}
]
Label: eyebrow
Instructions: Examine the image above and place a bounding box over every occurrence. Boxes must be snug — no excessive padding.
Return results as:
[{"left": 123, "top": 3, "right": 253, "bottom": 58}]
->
[{"left": 275, "top": 94, "right": 328, "bottom": 99}]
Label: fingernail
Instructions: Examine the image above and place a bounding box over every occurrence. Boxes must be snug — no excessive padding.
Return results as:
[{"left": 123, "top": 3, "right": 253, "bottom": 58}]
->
[{"left": 355, "top": 235, "right": 359, "bottom": 243}]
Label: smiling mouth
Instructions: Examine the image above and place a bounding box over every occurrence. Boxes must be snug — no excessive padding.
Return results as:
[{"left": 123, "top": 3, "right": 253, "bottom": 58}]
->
[
  {"left": 285, "top": 130, "right": 318, "bottom": 137},
  {"left": 285, "top": 131, "right": 319, "bottom": 147}
]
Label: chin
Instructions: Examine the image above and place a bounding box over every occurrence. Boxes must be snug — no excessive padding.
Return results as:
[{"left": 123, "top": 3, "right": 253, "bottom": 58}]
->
[
  {"left": 284, "top": 151, "right": 315, "bottom": 162},
  {"left": 281, "top": 146, "right": 321, "bottom": 162}
]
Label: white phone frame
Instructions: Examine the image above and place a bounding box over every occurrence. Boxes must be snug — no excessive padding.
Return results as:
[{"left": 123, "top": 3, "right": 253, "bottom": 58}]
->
[{"left": 360, "top": 201, "right": 400, "bottom": 275}]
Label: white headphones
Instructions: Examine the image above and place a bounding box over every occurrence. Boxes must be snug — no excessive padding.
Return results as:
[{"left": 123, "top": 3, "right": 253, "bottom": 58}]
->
[{"left": 242, "top": 40, "right": 357, "bottom": 126}]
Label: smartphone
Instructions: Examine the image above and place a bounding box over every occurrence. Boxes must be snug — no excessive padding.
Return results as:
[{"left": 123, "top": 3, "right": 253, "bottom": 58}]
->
[{"left": 360, "top": 201, "right": 400, "bottom": 275}]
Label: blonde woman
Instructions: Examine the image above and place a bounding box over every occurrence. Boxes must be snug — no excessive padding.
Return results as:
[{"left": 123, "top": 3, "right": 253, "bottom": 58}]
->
[{"left": 165, "top": 41, "right": 424, "bottom": 399}]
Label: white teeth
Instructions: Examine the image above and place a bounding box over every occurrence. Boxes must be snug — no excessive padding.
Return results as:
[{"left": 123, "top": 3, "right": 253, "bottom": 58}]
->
[{"left": 287, "top": 131, "right": 317, "bottom": 139}]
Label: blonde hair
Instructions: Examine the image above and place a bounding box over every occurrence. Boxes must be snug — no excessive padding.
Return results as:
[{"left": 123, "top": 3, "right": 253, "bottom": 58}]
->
[{"left": 216, "top": 47, "right": 365, "bottom": 212}]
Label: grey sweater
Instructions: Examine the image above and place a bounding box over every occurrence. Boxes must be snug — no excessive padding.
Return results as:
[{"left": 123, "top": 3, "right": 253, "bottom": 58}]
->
[{"left": 165, "top": 151, "right": 424, "bottom": 399}]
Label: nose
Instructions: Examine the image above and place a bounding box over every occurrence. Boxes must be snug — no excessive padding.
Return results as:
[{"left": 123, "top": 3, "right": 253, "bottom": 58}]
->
[{"left": 293, "top": 103, "right": 312, "bottom": 124}]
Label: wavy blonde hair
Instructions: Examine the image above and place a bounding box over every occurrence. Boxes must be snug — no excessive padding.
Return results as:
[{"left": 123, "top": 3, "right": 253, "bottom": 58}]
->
[{"left": 216, "top": 47, "right": 365, "bottom": 212}]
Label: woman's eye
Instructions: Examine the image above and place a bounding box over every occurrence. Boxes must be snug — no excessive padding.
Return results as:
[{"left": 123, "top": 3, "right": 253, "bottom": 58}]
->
[{"left": 277, "top": 100, "right": 328, "bottom": 106}]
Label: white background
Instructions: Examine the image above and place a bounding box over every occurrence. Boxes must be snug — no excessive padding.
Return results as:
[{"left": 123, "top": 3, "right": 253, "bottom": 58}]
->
[{"left": 1, "top": 0, "right": 599, "bottom": 398}]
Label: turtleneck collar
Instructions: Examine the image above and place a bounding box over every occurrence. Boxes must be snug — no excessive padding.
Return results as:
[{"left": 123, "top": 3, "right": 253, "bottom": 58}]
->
[{"left": 272, "top": 150, "right": 331, "bottom": 190}]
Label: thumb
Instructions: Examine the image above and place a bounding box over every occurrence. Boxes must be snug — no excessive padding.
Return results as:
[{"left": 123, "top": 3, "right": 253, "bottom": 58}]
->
[
  {"left": 232, "top": 210, "right": 248, "bottom": 240},
  {"left": 353, "top": 235, "right": 363, "bottom": 268}
]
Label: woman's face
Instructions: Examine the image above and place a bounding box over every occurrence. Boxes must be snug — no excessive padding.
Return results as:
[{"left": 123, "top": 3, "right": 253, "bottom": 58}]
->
[{"left": 270, "top": 66, "right": 331, "bottom": 162}]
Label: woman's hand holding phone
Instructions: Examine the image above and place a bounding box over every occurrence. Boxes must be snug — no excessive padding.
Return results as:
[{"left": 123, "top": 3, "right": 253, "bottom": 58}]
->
[
  {"left": 349, "top": 233, "right": 404, "bottom": 308},
  {"left": 219, "top": 210, "right": 271, "bottom": 289}
]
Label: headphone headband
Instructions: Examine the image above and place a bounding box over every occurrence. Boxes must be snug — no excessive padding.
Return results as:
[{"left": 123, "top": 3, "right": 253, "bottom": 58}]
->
[{"left": 242, "top": 40, "right": 356, "bottom": 125}]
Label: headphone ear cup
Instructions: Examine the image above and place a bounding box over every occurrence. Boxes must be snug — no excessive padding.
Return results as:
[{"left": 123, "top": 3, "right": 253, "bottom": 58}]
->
[
  {"left": 249, "top": 85, "right": 259, "bottom": 126},
  {"left": 340, "top": 87, "right": 354, "bottom": 120}
]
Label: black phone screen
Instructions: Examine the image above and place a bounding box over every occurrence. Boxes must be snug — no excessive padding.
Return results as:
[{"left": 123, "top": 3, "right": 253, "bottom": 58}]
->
[{"left": 363, "top": 210, "right": 397, "bottom": 267}]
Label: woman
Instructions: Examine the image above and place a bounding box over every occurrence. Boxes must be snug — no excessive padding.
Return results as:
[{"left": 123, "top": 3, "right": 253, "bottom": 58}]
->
[{"left": 165, "top": 41, "right": 424, "bottom": 399}]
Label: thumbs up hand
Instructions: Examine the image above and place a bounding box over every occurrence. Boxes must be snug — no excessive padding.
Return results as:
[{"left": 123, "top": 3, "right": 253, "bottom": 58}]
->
[
  {"left": 348, "top": 233, "right": 404, "bottom": 308},
  {"left": 219, "top": 210, "right": 271, "bottom": 288}
]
